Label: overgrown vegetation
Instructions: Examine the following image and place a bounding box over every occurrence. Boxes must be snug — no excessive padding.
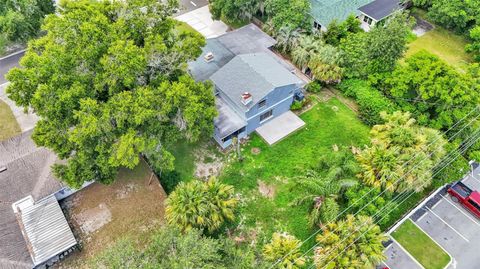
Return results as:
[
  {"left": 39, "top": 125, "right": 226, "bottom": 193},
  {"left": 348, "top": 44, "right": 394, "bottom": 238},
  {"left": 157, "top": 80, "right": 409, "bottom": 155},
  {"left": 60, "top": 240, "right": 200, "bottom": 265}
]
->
[{"left": 0, "top": 0, "right": 54, "bottom": 54}]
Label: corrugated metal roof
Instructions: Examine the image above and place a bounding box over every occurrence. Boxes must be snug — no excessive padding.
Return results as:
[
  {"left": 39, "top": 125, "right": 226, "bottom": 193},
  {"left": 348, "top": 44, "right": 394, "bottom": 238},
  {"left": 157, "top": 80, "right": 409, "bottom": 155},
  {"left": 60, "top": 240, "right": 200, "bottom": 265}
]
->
[
  {"left": 310, "top": 0, "right": 373, "bottom": 27},
  {"left": 17, "top": 195, "right": 77, "bottom": 266},
  {"left": 210, "top": 53, "right": 302, "bottom": 113}
]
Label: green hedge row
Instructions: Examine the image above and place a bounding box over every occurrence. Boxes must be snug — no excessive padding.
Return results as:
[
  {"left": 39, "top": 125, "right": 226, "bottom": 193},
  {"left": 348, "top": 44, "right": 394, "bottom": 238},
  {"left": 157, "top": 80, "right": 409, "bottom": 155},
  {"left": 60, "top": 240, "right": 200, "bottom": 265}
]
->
[{"left": 338, "top": 79, "right": 396, "bottom": 125}]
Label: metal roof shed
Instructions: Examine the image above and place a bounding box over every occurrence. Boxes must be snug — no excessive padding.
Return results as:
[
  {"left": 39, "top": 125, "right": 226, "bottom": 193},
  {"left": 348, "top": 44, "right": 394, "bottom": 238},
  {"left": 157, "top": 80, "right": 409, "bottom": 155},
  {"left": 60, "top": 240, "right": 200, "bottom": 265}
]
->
[{"left": 15, "top": 195, "right": 77, "bottom": 267}]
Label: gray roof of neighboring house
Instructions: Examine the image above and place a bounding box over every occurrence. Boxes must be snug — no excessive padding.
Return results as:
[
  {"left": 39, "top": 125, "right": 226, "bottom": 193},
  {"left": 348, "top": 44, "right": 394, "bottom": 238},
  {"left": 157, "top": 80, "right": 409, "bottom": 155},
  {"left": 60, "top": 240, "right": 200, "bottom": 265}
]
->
[
  {"left": 214, "top": 97, "right": 246, "bottom": 138},
  {"left": 17, "top": 195, "right": 77, "bottom": 266},
  {"left": 210, "top": 53, "right": 303, "bottom": 113},
  {"left": 0, "top": 131, "right": 65, "bottom": 269},
  {"left": 358, "top": 0, "right": 404, "bottom": 21},
  {"left": 310, "top": 0, "right": 373, "bottom": 27},
  {"left": 188, "top": 23, "right": 281, "bottom": 82}
]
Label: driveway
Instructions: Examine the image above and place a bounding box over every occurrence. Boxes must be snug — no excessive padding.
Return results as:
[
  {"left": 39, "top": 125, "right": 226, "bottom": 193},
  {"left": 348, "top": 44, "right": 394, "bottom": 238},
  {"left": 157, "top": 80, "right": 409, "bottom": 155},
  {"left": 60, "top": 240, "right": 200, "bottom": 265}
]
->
[
  {"left": 177, "top": 0, "right": 208, "bottom": 15},
  {"left": 0, "top": 50, "right": 25, "bottom": 84},
  {"left": 0, "top": 83, "right": 38, "bottom": 132},
  {"left": 175, "top": 6, "right": 228, "bottom": 38}
]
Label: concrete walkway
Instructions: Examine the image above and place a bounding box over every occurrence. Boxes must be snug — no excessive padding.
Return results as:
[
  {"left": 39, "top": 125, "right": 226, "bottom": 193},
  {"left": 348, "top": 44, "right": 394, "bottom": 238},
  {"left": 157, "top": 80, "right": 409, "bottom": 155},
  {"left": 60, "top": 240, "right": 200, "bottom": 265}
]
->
[
  {"left": 256, "top": 111, "right": 305, "bottom": 145},
  {"left": 175, "top": 6, "right": 228, "bottom": 38},
  {"left": 0, "top": 83, "right": 39, "bottom": 132}
]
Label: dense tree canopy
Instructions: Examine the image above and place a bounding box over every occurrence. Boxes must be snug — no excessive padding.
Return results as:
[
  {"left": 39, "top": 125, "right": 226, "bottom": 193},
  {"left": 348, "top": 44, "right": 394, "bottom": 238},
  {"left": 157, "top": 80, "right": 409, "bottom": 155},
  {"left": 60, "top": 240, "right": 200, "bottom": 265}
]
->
[
  {"left": 466, "top": 26, "right": 480, "bottom": 61},
  {"left": 6, "top": 0, "right": 216, "bottom": 187},
  {"left": 356, "top": 111, "right": 447, "bottom": 193},
  {"left": 378, "top": 51, "right": 480, "bottom": 131},
  {"left": 264, "top": 0, "right": 311, "bottom": 31},
  {"left": 0, "top": 0, "right": 54, "bottom": 52},
  {"left": 314, "top": 215, "right": 386, "bottom": 269},
  {"left": 93, "top": 226, "right": 265, "bottom": 269},
  {"left": 340, "top": 13, "right": 412, "bottom": 78},
  {"left": 165, "top": 178, "right": 238, "bottom": 233},
  {"left": 417, "top": 0, "right": 480, "bottom": 33},
  {"left": 210, "top": 0, "right": 263, "bottom": 22}
]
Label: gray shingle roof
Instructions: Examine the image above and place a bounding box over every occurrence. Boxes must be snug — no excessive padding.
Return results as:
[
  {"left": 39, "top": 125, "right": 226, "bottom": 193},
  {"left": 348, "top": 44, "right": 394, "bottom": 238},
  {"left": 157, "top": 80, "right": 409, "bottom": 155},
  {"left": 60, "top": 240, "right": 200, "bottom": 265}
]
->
[
  {"left": 358, "top": 0, "right": 404, "bottom": 21},
  {"left": 188, "top": 24, "right": 278, "bottom": 82},
  {"left": 0, "top": 131, "right": 65, "bottom": 268},
  {"left": 210, "top": 53, "right": 302, "bottom": 113},
  {"left": 310, "top": 0, "right": 373, "bottom": 27}
]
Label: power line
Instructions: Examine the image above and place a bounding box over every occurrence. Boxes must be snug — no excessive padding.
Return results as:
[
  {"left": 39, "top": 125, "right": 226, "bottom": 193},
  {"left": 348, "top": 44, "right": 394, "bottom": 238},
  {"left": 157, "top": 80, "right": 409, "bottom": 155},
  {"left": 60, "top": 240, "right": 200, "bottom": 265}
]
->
[
  {"left": 313, "top": 129, "right": 480, "bottom": 269},
  {"left": 268, "top": 105, "right": 480, "bottom": 268},
  {"left": 303, "top": 127, "right": 480, "bottom": 268}
]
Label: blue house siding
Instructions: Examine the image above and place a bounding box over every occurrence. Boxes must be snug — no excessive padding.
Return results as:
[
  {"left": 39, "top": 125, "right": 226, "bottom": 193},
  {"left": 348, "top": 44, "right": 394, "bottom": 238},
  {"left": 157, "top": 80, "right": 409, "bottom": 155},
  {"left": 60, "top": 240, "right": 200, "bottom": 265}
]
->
[
  {"left": 245, "top": 84, "right": 301, "bottom": 134},
  {"left": 212, "top": 84, "right": 302, "bottom": 149}
]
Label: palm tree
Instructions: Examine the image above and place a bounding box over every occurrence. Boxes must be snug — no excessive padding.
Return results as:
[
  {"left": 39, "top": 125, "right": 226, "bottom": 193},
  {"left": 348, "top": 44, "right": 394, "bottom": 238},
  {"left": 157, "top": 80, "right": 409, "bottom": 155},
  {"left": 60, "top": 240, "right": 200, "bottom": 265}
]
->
[
  {"left": 314, "top": 215, "right": 387, "bottom": 269},
  {"left": 308, "top": 45, "right": 343, "bottom": 84},
  {"left": 293, "top": 150, "right": 358, "bottom": 227},
  {"left": 291, "top": 35, "right": 322, "bottom": 72},
  {"left": 263, "top": 232, "right": 306, "bottom": 269},
  {"left": 165, "top": 178, "right": 238, "bottom": 233},
  {"left": 274, "top": 26, "right": 300, "bottom": 54}
]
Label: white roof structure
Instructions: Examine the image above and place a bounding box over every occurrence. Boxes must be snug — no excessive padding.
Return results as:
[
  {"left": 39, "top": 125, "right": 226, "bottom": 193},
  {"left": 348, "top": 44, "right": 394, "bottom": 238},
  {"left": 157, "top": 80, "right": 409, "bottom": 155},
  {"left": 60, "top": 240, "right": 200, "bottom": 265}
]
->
[{"left": 15, "top": 195, "right": 77, "bottom": 266}]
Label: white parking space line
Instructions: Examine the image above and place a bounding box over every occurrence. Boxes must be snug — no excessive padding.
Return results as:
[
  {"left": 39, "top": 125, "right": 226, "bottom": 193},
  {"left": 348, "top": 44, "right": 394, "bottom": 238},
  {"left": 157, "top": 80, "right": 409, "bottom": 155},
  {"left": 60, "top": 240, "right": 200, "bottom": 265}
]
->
[
  {"left": 431, "top": 199, "right": 442, "bottom": 210},
  {"left": 389, "top": 237, "right": 425, "bottom": 269},
  {"left": 440, "top": 195, "right": 480, "bottom": 228},
  {"left": 471, "top": 174, "right": 480, "bottom": 184},
  {"left": 426, "top": 207, "right": 470, "bottom": 242},
  {"left": 190, "top": 1, "right": 197, "bottom": 6}
]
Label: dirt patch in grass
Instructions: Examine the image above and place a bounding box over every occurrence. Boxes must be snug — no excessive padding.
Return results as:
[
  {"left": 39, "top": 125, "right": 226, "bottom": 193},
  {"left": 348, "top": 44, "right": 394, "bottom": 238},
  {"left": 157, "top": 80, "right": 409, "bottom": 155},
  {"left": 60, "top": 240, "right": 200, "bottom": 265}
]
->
[
  {"left": 57, "top": 159, "right": 167, "bottom": 268},
  {"left": 194, "top": 144, "right": 224, "bottom": 179},
  {"left": 0, "top": 99, "right": 21, "bottom": 142},
  {"left": 258, "top": 180, "right": 276, "bottom": 199}
]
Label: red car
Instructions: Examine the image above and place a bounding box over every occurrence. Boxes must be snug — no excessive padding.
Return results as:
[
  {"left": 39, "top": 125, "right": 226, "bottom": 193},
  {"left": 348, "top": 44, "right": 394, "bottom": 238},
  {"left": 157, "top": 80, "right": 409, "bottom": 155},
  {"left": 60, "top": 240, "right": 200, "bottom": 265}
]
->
[{"left": 447, "top": 181, "right": 480, "bottom": 218}]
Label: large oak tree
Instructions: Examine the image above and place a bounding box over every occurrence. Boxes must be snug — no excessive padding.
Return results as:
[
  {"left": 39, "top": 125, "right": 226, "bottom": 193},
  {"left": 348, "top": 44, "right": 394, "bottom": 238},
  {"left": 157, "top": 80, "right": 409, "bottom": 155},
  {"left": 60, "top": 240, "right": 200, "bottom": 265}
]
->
[{"left": 6, "top": 0, "right": 217, "bottom": 188}]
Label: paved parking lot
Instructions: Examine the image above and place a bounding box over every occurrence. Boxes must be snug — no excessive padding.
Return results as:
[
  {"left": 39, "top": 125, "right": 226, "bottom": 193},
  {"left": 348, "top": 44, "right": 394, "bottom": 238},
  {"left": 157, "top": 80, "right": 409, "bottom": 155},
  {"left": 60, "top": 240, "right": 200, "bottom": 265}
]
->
[
  {"left": 382, "top": 240, "right": 422, "bottom": 269},
  {"left": 384, "top": 165, "right": 480, "bottom": 269}
]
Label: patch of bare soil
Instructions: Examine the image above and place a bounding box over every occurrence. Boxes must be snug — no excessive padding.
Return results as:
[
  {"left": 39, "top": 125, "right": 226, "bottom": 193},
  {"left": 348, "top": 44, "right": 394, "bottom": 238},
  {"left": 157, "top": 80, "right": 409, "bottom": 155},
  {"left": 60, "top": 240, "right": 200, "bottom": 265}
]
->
[
  {"left": 194, "top": 145, "right": 224, "bottom": 179},
  {"left": 251, "top": 147, "right": 261, "bottom": 155},
  {"left": 57, "top": 159, "right": 167, "bottom": 268},
  {"left": 258, "top": 180, "right": 276, "bottom": 199}
]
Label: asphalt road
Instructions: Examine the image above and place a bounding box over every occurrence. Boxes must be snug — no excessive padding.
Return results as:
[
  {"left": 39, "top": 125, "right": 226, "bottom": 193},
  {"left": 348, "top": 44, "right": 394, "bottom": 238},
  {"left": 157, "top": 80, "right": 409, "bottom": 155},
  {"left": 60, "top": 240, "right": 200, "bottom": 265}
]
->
[
  {"left": 176, "top": 0, "right": 208, "bottom": 15},
  {"left": 0, "top": 50, "right": 25, "bottom": 85}
]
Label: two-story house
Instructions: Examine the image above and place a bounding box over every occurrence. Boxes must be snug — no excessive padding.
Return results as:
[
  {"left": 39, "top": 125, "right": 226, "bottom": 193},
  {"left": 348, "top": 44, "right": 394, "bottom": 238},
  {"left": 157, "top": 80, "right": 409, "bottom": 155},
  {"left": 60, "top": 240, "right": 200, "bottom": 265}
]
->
[{"left": 188, "top": 24, "right": 306, "bottom": 148}]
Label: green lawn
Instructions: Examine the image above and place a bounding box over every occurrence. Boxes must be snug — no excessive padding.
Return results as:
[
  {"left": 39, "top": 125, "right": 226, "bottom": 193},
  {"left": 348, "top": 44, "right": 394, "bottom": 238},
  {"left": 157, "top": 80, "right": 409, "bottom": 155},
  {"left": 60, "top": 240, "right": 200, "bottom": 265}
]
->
[
  {"left": 392, "top": 219, "right": 451, "bottom": 269},
  {"left": 406, "top": 18, "right": 473, "bottom": 71},
  {"left": 219, "top": 98, "right": 370, "bottom": 242},
  {"left": 0, "top": 99, "right": 21, "bottom": 141}
]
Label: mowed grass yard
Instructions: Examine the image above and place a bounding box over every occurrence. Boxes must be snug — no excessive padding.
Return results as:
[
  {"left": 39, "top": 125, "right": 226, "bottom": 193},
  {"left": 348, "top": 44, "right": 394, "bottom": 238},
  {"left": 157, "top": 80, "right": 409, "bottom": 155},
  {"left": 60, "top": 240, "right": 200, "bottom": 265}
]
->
[
  {"left": 406, "top": 12, "right": 473, "bottom": 71},
  {"left": 0, "top": 99, "right": 21, "bottom": 141},
  {"left": 392, "top": 220, "right": 451, "bottom": 269},
  {"left": 219, "top": 98, "right": 370, "bottom": 242}
]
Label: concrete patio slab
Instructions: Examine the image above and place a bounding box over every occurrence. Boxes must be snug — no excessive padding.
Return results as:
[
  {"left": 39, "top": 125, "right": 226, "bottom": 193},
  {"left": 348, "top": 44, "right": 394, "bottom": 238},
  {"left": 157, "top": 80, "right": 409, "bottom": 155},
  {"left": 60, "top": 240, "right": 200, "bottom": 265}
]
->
[
  {"left": 175, "top": 6, "right": 228, "bottom": 38},
  {"left": 256, "top": 111, "right": 305, "bottom": 145}
]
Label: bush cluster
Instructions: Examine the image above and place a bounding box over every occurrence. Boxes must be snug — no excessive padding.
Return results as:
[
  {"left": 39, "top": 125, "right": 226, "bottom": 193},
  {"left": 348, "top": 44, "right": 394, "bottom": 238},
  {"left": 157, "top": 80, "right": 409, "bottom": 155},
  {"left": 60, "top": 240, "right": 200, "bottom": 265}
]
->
[{"left": 338, "top": 79, "right": 396, "bottom": 125}]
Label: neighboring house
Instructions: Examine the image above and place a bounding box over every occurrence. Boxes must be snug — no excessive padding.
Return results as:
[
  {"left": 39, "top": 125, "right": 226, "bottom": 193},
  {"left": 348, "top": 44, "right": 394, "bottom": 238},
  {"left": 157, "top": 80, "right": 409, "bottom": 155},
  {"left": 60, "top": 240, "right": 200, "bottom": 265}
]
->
[
  {"left": 310, "top": 0, "right": 407, "bottom": 31},
  {"left": 0, "top": 131, "right": 77, "bottom": 269},
  {"left": 358, "top": 0, "right": 409, "bottom": 31},
  {"left": 189, "top": 24, "right": 306, "bottom": 148}
]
